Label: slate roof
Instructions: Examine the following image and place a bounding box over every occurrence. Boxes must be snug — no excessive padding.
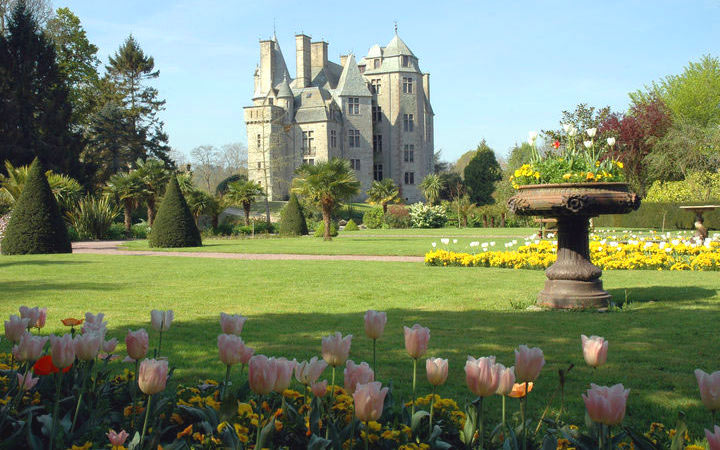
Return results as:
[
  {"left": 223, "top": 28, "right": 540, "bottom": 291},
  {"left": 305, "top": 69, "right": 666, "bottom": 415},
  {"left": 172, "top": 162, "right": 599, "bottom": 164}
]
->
[
  {"left": 293, "top": 87, "right": 331, "bottom": 123},
  {"left": 276, "top": 75, "right": 292, "bottom": 98},
  {"left": 335, "top": 54, "right": 371, "bottom": 97},
  {"left": 383, "top": 34, "right": 414, "bottom": 57}
]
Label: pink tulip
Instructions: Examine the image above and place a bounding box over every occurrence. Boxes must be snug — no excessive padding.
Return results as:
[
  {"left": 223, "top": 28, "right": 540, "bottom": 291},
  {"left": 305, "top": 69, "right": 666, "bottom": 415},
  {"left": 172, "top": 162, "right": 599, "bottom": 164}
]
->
[
  {"left": 311, "top": 380, "right": 328, "bottom": 397},
  {"left": 248, "top": 355, "right": 278, "bottom": 395},
  {"left": 217, "top": 334, "right": 249, "bottom": 366},
  {"left": 103, "top": 338, "right": 118, "bottom": 353},
  {"left": 582, "top": 383, "right": 630, "bottom": 425},
  {"left": 82, "top": 312, "right": 107, "bottom": 337},
  {"left": 364, "top": 310, "right": 387, "bottom": 340},
  {"left": 295, "top": 356, "right": 328, "bottom": 385},
  {"left": 514, "top": 345, "right": 545, "bottom": 382},
  {"left": 695, "top": 369, "right": 720, "bottom": 411},
  {"left": 107, "top": 429, "right": 130, "bottom": 446},
  {"left": 321, "top": 332, "right": 352, "bottom": 367},
  {"left": 220, "top": 312, "right": 247, "bottom": 335},
  {"left": 19, "top": 306, "right": 45, "bottom": 329},
  {"left": 150, "top": 310, "right": 174, "bottom": 332},
  {"left": 353, "top": 381, "right": 388, "bottom": 422},
  {"left": 426, "top": 358, "right": 449, "bottom": 386},
  {"left": 404, "top": 324, "right": 430, "bottom": 359},
  {"left": 706, "top": 425, "right": 720, "bottom": 450},
  {"left": 344, "top": 360, "right": 375, "bottom": 394},
  {"left": 5, "top": 315, "right": 30, "bottom": 343},
  {"left": 125, "top": 329, "right": 149, "bottom": 361},
  {"left": 496, "top": 364, "right": 516, "bottom": 396},
  {"left": 581, "top": 335, "right": 608, "bottom": 368},
  {"left": 74, "top": 332, "right": 102, "bottom": 361},
  {"left": 12, "top": 332, "right": 47, "bottom": 362},
  {"left": 465, "top": 356, "right": 500, "bottom": 397},
  {"left": 49, "top": 334, "right": 75, "bottom": 369},
  {"left": 138, "top": 358, "right": 169, "bottom": 395},
  {"left": 16, "top": 372, "right": 39, "bottom": 391},
  {"left": 273, "top": 357, "right": 296, "bottom": 392}
]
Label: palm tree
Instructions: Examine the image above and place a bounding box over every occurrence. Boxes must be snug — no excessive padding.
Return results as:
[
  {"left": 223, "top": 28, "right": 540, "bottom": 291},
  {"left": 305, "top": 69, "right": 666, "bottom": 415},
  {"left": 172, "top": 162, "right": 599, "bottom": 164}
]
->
[
  {"left": 420, "top": 174, "right": 444, "bottom": 205},
  {"left": 106, "top": 171, "right": 145, "bottom": 233},
  {"left": 135, "top": 158, "right": 169, "bottom": 226},
  {"left": 186, "top": 189, "right": 221, "bottom": 228},
  {"left": 0, "top": 161, "right": 83, "bottom": 212},
  {"left": 366, "top": 178, "right": 399, "bottom": 214},
  {"left": 224, "top": 180, "right": 264, "bottom": 225},
  {"left": 292, "top": 159, "right": 360, "bottom": 241}
]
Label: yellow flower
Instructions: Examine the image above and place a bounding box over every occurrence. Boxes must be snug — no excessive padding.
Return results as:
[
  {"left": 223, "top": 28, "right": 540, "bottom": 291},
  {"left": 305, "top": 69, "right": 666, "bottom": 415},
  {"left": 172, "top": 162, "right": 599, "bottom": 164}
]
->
[
  {"left": 238, "top": 402, "right": 253, "bottom": 417},
  {"left": 177, "top": 424, "right": 193, "bottom": 439},
  {"left": 586, "top": 172, "right": 595, "bottom": 180},
  {"left": 562, "top": 173, "right": 572, "bottom": 180},
  {"left": 534, "top": 171, "right": 540, "bottom": 179},
  {"left": 616, "top": 161, "right": 624, "bottom": 168},
  {"left": 274, "top": 420, "right": 283, "bottom": 431},
  {"left": 192, "top": 432, "right": 205, "bottom": 442},
  {"left": 71, "top": 443, "right": 93, "bottom": 450},
  {"left": 368, "top": 421, "right": 382, "bottom": 432}
]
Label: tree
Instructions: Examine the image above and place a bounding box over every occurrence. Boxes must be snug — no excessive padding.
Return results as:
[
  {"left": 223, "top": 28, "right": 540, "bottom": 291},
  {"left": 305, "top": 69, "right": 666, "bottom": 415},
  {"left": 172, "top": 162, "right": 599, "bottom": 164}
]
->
[
  {"left": 224, "top": 180, "right": 264, "bottom": 226},
  {"left": 220, "top": 142, "right": 247, "bottom": 175},
  {"left": 643, "top": 121, "right": 720, "bottom": 183},
  {"left": 451, "top": 194, "right": 475, "bottom": 228},
  {"left": 291, "top": 158, "right": 360, "bottom": 241},
  {"left": 216, "top": 173, "right": 247, "bottom": 196},
  {"left": 506, "top": 143, "right": 535, "bottom": 172},
  {"left": 84, "top": 102, "right": 136, "bottom": 185},
  {"left": 185, "top": 189, "right": 220, "bottom": 228},
  {"left": 438, "top": 172, "right": 464, "bottom": 202},
  {"left": 1, "top": 158, "right": 71, "bottom": 254},
  {"left": 148, "top": 175, "right": 201, "bottom": 248},
  {"left": 135, "top": 158, "right": 169, "bottom": 227},
  {"left": 105, "top": 171, "right": 144, "bottom": 233},
  {"left": 279, "top": 192, "right": 308, "bottom": 236},
  {"left": 366, "top": 178, "right": 399, "bottom": 213},
  {"left": 190, "top": 145, "right": 220, "bottom": 192},
  {"left": 106, "top": 35, "right": 171, "bottom": 164},
  {"left": 0, "top": 0, "right": 52, "bottom": 33},
  {"left": 419, "top": 174, "right": 444, "bottom": 205},
  {"left": 0, "top": 1, "right": 82, "bottom": 178},
  {"left": 463, "top": 141, "right": 502, "bottom": 205},
  {"left": 0, "top": 160, "right": 83, "bottom": 213},
  {"left": 631, "top": 55, "right": 720, "bottom": 127}
]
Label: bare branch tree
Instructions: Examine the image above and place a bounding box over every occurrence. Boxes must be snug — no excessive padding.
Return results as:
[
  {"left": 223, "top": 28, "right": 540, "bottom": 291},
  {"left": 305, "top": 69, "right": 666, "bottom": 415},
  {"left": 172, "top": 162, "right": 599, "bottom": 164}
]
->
[
  {"left": 1, "top": 0, "right": 53, "bottom": 33},
  {"left": 190, "top": 145, "right": 220, "bottom": 193}
]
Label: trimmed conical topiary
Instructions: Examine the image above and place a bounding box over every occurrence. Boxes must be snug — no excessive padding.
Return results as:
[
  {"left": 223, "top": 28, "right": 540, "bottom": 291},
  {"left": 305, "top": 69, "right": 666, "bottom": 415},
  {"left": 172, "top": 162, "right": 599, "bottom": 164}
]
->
[
  {"left": 148, "top": 175, "right": 202, "bottom": 248},
  {"left": 279, "top": 193, "right": 308, "bottom": 236},
  {"left": 1, "top": 158, "right": 71, "bottom": 255}
]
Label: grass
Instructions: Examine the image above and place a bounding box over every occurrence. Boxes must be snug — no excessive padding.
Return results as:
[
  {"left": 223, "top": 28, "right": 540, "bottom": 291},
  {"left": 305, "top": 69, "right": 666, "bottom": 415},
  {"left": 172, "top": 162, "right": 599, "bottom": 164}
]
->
[{"left": 1, "top": 253, "right": 718, "bottom": 434}]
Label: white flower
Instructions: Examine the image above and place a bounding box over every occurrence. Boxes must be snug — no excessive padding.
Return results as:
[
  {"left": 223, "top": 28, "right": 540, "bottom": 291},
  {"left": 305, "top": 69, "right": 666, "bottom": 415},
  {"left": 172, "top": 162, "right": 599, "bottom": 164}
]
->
[
  {"left": 431, "top": 242, "right": 436, "bottom": 248},
  {"left": 470, "top": 241, "right": 479, "bottom": 247},
  {"left": 583, "top": 140, "right": 593, "bottom": 149},
  {"left": 607, "top": 137, "right": 616, "bottom": 146},
  {"left": 490, "top": 241, "right": 495, "bottom": 246},
  {"left": 568, "top": 126, "right": 578, "bottom": 137},
  {"left": 586, "top": 128, "right": 597, "bottom": 137},
  {"left": 481, "top": 242, "right": 488, "bottom": 248},
  {"left": 527, "top": 131, "right": 538, "bottom": 145},
  {"left": 441, "top": 238, "right": 449, "bottom": 245},
  {"left": 452, "top": 239, "right": 458, "bottom": 244},
  {"left": 563, "top": 123, "right": 571, "bottom": 132}
]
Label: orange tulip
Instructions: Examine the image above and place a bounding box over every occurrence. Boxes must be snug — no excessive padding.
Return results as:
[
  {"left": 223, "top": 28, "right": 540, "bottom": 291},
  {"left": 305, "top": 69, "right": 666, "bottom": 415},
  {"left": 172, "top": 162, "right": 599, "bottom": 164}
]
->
[
  {"left": 508, "top": 382, "right": 534, "bottom": 398},
  {"left": 62, "top": 318, "right": 83, "bottom": 327}
]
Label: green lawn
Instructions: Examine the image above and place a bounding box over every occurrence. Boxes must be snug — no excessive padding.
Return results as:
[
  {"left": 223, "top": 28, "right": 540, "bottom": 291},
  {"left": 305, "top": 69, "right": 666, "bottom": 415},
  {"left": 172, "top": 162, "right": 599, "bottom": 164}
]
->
[{"left": 1, "top": 253, "right": 717, "bottom": 434}]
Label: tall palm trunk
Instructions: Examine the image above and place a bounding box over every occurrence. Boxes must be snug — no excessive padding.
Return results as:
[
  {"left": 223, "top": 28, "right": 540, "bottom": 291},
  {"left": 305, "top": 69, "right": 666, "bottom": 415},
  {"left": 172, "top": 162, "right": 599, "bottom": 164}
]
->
[
  {"left": 382, "top": 203, "right": 388, "bottom": 214},
  {"left": 147, "top": 197, "right": 156, "bottom": 227},
  {"left": 123, "top": 200, "right": 133, "bottom": 234},
  {"left": 243, "top": 202, "right": 251, "bottom": 226},
  {"left": 322, "top": 206, "right": 332, "bottom": 241}
]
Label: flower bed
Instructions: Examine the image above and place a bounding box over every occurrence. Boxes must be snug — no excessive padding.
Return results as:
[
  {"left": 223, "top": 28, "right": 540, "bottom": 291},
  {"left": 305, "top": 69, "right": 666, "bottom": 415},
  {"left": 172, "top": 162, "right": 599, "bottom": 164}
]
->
[
  {"left": 425, "top": 236, "right": 720, "bottom": 271},
  {"left": 2, "top": 307, "right": 719, "bottom": 449}
]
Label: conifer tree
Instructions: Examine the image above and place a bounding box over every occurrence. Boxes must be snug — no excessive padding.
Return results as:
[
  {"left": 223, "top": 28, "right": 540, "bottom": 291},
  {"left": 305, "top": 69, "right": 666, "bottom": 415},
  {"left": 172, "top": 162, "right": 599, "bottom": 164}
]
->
[
  {"left": 148, "top": 175, "right": 201, "bottom": 248},
  {"left": 279, "top": 193, "right": 308, "bottom": 236},
  {"left": 1, "top": 158, "right": 71, "bottom": 254}
]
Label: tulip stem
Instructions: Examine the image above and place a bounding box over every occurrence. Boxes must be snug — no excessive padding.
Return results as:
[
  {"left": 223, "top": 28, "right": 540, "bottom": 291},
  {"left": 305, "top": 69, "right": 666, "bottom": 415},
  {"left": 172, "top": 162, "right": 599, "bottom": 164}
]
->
[
  {"left": 364, "top": 421, "right": 369, "bottom": 450},
  {"left": 502, "top": 395, "right": 506, "bottom": 430},
  {"left": 131, "top": 359, "right": 139, "bottom": 430},
  {"left": 522, "top": 382, "right": 529, "bottom": 450},
  {"left": 330, "top": 366, "right": 336, "bottom": 402},
  {"left": 476, "top": 396, "right": 484, "bottom": 450},
  {"left": 429, "top": 385, "right": 436, "bottom": 435},
  {"left": 71, "top": 362, "right": 89, "bottom": 433},
  {"left": 372, "top": 338, "right": 377, "bottom": 378},
  {"left": 222, "top": 364, "right": 232, "bottom": 400},
  {"left": 140, "top": 394, "right": 152, "bottom": 447},
  {"left": 157, "top": 329, "right": 163, "bottom": 358},
  {"left": 411, "top": 358, "right": 418, "bottom": 417},
  {"left": 255, "top": 395, "right": 263, "bottom": 446},
  {"left": 49, "top": 371, "right": 62, "bottom": 450}
]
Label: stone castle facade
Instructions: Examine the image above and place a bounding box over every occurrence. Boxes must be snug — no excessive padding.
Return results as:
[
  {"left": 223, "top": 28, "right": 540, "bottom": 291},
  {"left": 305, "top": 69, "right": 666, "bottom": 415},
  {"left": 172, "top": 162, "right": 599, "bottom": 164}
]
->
[{"left": 244, "top": 32, "right": 434, "bottom": 202}]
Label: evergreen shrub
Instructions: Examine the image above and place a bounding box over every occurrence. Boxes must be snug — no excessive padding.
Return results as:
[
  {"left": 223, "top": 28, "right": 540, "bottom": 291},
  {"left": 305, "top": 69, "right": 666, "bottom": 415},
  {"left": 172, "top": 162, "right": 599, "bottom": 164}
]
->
[
  {"left": 314, "top": 222, "right": 338, "bottom": 237},
  {"left": 344, "top": 219, "right": 359, "bottom": 231},
  {"left": 279, "top": 193, "right": 308, "bottom": 236},
  {"left": 148, "top": 176, "right": 202, "bottom": 248},
  {"left": 362, "top": 207, "right": 385, "bottom": 229}
]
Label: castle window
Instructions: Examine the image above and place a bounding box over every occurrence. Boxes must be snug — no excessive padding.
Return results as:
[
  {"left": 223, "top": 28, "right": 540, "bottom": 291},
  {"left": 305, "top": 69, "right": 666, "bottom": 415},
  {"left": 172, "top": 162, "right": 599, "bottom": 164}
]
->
[
  {"left": 257, "top": 161, "right": 261, "bottom": 169},
  {"left": 330, "top": 130, "right": 337, "bottom": 148},
  {"left": 256, "top": 134, "right": 261, "bottom": 149},
  {"left": 404, "top": 172, "right": 415, "bottom": 185},
  {"left": 350, "top": 159, "right": 361, "bottom": 170},
  {"left": 303, "top": 158, "right": 315, "bottom": 166},
  {"left": 347, "top": 97, "right": 359, "bottom": 115},
  {"left": 402, "top": 77, "right": 413, "bottom": 94},
  {"left": 373, "top": 135, "right": 382, "bottom": 154},
  {"left": 268, "top": 98, "right": 274, "bottom": 105},
  {"left": 403, "top": 114, "right": 414, "bottom": 132},
  {"left": 359, "top": 66, "right": 365, "bottom": 74},
  {"left": 370, "top": 79, "right": 381, "bottom": 94},
  {"left": 302, "top": 130, "right": 314, "bottom": 155},
  {"left": 374, "top": 59, "right": 380, "bottom": 69},
  {"left": 404, "top": 144, "right": 415, "bottom": 162},
  {"left": 402, "top": 55, "right": 409, "bottom": 67},
  {"left": 374, "top": 164, "right": 383, "bottom": 181},
  {"left": 348, "top": 129, "right": 360, "bottom": 147},
  {"left": 372, "top": 104, "right": 382, "bottom": 123}
]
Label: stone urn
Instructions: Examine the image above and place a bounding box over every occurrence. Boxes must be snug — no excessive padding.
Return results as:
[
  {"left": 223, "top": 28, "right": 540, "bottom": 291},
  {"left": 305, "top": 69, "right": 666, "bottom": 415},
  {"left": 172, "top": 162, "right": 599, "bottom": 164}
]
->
[{"left": 508, "top": 182, "right": 641, "bottom": 309}]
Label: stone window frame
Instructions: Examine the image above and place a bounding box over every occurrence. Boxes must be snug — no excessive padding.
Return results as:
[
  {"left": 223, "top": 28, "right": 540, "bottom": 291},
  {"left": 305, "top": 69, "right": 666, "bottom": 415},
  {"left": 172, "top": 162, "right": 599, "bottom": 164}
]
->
[
  {"left": 303, "top": 158, "right": 315, "bottom": 166},
  {"left": 350, "top": 159, "right": 361, "bottom": 170},
  {"left": 302, "top": 130, "right": 314, "bottom": 155},
  {"left": 372, "top": 104, "right": 382, "bottom": 123},
  {"left": 403, "top": 144, "right": 415, "bottom": 163},
  {"left": 330, "top": 130, "right": 337, "bottom": 148},
  {"left": 348, "top": 129, "right": 360, "bottom": 148},
  {"left": 404, "top": 171, "right": 415, "bottom": 185},
  {"left": 373, "top": 135, "right": 382, "bottom": 154},
  {"left": 402, "top": 77, "right": 413, "bottom": 94},
  {"left": 370, "top": 78, "right": 382, "bottom": 95},
  {"left": 402, "top": 55, "right": 410, "bottom": 67},
  {"left": 347, "top": 97, "right": 360, "bottom": 115},
  {"left": 403, "top": 114, "right": 415, "bottom": 132},
  {"left": 374, "top": 59, "right": 381, "bottom": 69},
  {"left": 373, "top": 164, "right": 383, "bottom": 181}
]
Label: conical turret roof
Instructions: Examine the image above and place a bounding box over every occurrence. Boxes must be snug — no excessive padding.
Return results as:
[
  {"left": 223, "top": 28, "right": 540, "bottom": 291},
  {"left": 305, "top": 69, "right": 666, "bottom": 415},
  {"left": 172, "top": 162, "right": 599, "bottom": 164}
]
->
[
  {"left": 336, "top": 54, "right": 371, "bottom": 97},
  {"left": 276, "top": 75, "right": 292, "bottom": 98},
  {"left": 383, "top": 34, "right": 415, "bottom": 57}
]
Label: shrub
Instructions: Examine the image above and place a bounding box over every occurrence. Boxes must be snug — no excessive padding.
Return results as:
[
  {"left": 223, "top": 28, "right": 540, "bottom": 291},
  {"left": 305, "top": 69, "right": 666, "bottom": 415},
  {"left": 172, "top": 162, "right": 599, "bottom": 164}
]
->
[
  {"left": 279, "top": 193, "right": 308, "bottom": 236},
  {"left": 344, "top": 219, "right": 359, "bottom": 231},
  {"left": 408, "top": 202, "right": 448, "bottom": 228},
  {"left": 594, "top": 202, "right": 720, "bottom": 230},
  {"left": 66, "top": 196, "right": 120, "bottom": 240},
  {"left": 148, "top": 176, "right": 202, "bottom": 248},
  {"left": 314, "top": 221, "right": 338, "bottom": 237},
  {"left": 385, "top": 205, "right": 411, "bottom": 228},
  {"left": 131, "top": 221, "right": 150, "bottom": 239},
  {"left": 1, "top": 159, "right": 71, "bottom": 254},
  {"left": 363, "top": 207, "right": 385, "bottom": 229},
  {"left": 234, "top": 220, "right": 276, "bottom": 236}
]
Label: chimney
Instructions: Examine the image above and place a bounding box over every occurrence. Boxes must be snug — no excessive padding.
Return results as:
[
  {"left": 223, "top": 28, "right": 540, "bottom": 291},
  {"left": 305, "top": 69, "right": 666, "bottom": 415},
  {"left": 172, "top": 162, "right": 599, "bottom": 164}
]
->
[
  {"left": 340, "top": 54, "right": 348, "bottom": 67},
  {"left": 422, "top": 73, "right": 430, "bottom": 101},
  {"left": 311, "top": 41, "right": 328, "bottom": 73},
  {"left": 259, "top": 40, "right": 274, "bottom": 95},
  {"left": 295, "top": 34, "right": 311, "bottom": 88}
]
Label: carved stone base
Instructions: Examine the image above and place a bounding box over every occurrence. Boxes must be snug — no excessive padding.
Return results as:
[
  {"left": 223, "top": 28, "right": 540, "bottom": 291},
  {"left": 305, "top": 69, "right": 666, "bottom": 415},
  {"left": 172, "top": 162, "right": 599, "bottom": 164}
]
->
[{"left": 538, "top": 279, "right": 610, "bottom": 309}]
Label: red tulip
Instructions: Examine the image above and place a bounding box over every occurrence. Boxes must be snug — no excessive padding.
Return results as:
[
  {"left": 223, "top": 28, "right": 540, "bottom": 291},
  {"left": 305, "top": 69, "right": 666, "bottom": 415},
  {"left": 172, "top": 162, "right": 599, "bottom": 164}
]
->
[
  {"left": 553, "top": 140, "right": 560, "bottom": 149},
  {"left": 138, "top": 358, "right": 169, "bottom": 395},
  {"left": 582, "top": 383, "right": 629, "bottom": 425},
  {"left": 344, "top": 360, "right": 374, "bottom": 394},
  {"left": 33, "top": 355, "right": 71, "bottom": 375},
  {"left": 403, "top": 324, "right": 430, "bottom": 359},
  {"left": 353, "top": 382, "right": 388, "bottom": 422}
]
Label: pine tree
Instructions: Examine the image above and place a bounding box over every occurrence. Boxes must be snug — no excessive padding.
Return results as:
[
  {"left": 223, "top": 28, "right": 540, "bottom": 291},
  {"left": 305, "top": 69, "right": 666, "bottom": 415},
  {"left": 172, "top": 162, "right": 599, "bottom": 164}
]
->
[
  {"left": 1, "top": 158, "right": 71, "bottom": 254},
  {"left": 279, "top": 193, "right": 308, "bottom": 236},
  {"left": 464, "top": 141, "right": 502, "bottom": 205},
  {"left": 0, "top": 1, "right": 82, "bottom": 179},
  {"left": 148, "top": 175, "right": 201, "bottom": 248}
]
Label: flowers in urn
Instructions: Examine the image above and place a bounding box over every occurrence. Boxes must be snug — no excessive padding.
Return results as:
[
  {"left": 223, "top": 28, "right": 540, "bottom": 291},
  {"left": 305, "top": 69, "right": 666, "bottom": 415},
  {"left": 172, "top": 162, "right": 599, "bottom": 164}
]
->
[{"left": 511, "top": 126, "right": 625, "bottom": 187}]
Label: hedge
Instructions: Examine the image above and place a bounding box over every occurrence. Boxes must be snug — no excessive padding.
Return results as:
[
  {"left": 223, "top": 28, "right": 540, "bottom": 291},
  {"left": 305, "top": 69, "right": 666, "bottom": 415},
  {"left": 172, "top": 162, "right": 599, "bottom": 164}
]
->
[{"left": 594, "top": 202, "right": 720, "bottom": 230}]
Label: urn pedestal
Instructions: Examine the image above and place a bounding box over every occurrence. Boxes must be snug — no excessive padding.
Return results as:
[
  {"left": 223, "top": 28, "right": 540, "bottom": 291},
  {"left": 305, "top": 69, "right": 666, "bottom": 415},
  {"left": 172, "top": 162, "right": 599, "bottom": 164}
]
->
[{"left": 508, "top": 183, "right": 641, "bottom": 309}]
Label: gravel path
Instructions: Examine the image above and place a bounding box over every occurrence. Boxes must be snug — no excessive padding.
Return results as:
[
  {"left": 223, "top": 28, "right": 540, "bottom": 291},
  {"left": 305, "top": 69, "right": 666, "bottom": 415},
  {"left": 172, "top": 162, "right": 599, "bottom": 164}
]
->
[{"left": 72, "top": 241, "right": 425, "bottom": 263}]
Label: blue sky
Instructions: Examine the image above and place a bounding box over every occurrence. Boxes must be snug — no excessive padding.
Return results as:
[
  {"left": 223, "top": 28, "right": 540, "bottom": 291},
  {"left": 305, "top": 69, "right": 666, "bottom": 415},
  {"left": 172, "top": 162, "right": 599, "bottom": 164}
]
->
[{"left": 58, "top": 0, "right": 720, "bottom": 162}]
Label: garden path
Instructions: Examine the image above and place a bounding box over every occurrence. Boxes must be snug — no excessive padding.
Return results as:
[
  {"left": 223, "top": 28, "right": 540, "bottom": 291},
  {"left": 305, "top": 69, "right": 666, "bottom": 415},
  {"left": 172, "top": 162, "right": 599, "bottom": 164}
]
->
[{"left": 71, "top": 241, "right": 425, "bottom": 262}]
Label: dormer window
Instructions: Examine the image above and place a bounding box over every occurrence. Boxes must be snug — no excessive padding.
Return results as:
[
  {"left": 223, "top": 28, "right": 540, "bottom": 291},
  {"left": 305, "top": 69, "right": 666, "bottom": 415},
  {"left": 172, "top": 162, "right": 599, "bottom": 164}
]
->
[
  {"left": 374, "top": 59, "right": 380, "bottom": 69},
  {"left": 402, "top": 55, "right": 409, "bottom": 67},
  {"left": 268, "top": 98, "right": 274, "bottom": 105}
]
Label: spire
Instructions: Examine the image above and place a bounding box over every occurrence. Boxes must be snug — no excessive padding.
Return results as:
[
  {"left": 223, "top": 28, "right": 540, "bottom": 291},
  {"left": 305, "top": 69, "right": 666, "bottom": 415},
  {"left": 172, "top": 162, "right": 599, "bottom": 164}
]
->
[
  {"left": 277, "top": 74, "right": 292, "bottom": 98},
  {"left": 336, "top": 54, "right": 371, "bottom": 97},
  {"left": 394, "top": 21, "right": 398, "bottom": 35}
]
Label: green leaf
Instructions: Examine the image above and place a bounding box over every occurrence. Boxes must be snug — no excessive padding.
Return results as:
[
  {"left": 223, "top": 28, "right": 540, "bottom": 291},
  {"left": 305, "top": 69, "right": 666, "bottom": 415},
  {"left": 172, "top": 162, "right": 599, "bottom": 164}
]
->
[
  {"left": 670, "top": 414, "right": 688, "bottom": 450},
  {"left": 257, "top": 416, "right": 275, "bottom": 449},
  {"left": 411, "top": 410, "right": 430, "bottom": 434},
  {"left": 308, "top": 434, "right": 332, "bottom": 450}
]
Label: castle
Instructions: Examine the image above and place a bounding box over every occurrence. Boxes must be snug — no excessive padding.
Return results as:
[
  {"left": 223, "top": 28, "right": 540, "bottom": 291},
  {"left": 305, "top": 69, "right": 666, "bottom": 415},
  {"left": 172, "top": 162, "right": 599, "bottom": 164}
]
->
[{"left": 243, "top": 31, "right": 434, "bottom": 202}]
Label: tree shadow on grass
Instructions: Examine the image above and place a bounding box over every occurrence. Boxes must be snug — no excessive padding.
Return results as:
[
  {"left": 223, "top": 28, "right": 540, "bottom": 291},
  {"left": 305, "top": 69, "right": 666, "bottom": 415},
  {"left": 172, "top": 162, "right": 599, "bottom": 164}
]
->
[
  {"left": 0, "top": 280, "right": 124, "bottom": 294},
  {"left": 607, "top": 286, "right": 717, "bottom": 304},
  {"left": 0, "top": 259, "right": 94, "bottom": 268}
]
